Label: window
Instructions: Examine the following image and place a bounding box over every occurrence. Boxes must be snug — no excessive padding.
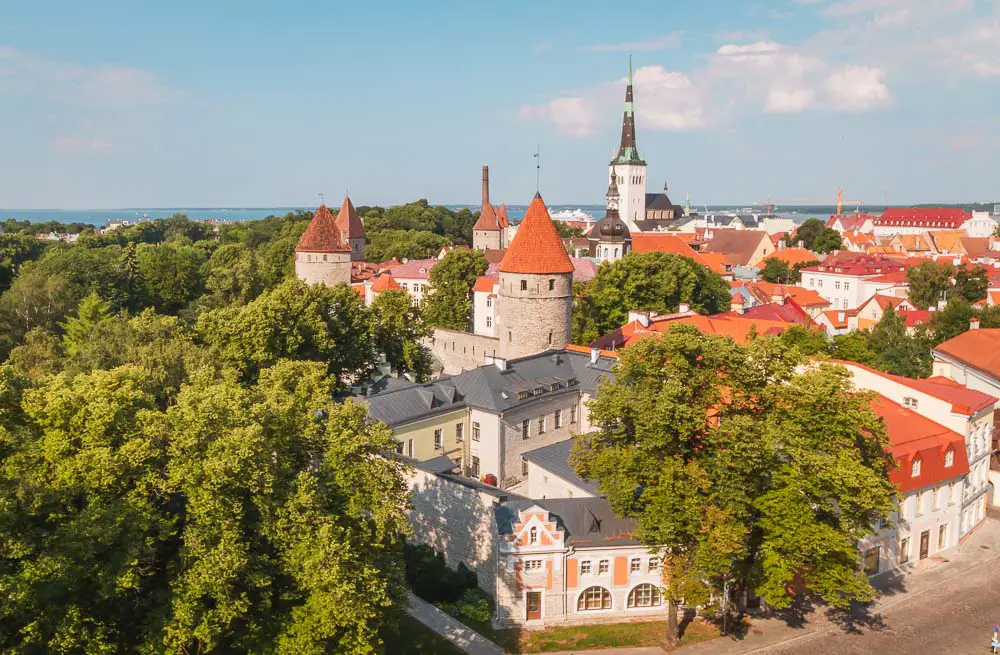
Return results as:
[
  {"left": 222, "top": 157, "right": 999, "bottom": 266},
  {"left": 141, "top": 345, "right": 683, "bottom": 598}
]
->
[
  {"left": 548, "top": 330, "right": 553, "bottom": 345},
  {"left": 520, "top": 280, "right": 528, "bottom": 291},
  {"left": 486, "top": 316, "right": 492, "bottom": 328},
  {"left": 570, "top": 406, "right": 577, "bottom": 424},
  {"left": 580, "top": 561, "right": 592, "bottom": 575},
  {"left": 817, "top": 279, "right": 823, "bottom": 288},
  {"left": 456, "top": 423, "right": 464, "bottom": 442},
  {"left": 916, "top": 491, "right": 925, "bottom": 516},
  {"left": 554, "top": 410, "right": 562, "bottom": 429},
  {"left": 932, "top": 487, "right": 940, "bottom": 510},
  {"left": 627, "top": 583, "right": 662, "bottom": 608},
  {"left": 903, "top": 397, "right": 918, "bottom": 409},
  {"left": 524, "top": 559, "right": 543, "bottom": 571},
  {"left": 486, "top": 296, "right": 492, "bottom": 308},
  {"left": 529, "top": 527, "right": 538, "bottom": 544},
  {"left": 598, "top": 559, "right": 609, "bottom": 575},
  {"left": 911, "top": 458, "right": 922, "bottom": 477},
  {"left": 433, "top": 429, "right": 442, "bottom": 450},
  {"left": 899, "top": 537, "right": 910, "bottom": 564},
  {"left": 323, "top": 254, "right": 328, "bottom": 262},
  {"left": 835, "top": 281, "right": 841, "bottom": 290},
  {"left": 946, "top": 446, "right": 956, "bottom": 467},
  {"left": 949, "top": 481, "right": 957, "bottom": 504},
  {"left": 472, "top": 422, "right": 480, "bottom": 441},
  {"left": 522, "top": 458, "right": 528, "bottom": 476},
  {"left": 808, "top": 277, "right": 814, "bottom": 287},
  {"left": 407, "top": 440, "right": 414, "bottom": 458},
  {"left": 395, "top": 441, "right": 404, "bottom": 454},
  {"left": 538, "top": 416, "right": 546, "bottom": 434},
  {"left": 549, "top": 279, "right": 555, "bottom": 291},
  {"left": 648, "top": 558, "right": 659, "bottom": 573},
  {"left": 577, "top": 586, "right": 612, "bottom": 611},
  {"left": 844, "top": 282, "right": 850, "bottom": 291},
  {"left": 862, "top": 546, "right": 880, "bottom": 575},
  {"left": 630, "top": 558, "right": 641, "bottom": 573},
  {"left": 522, "top": 419, "right": 530, "bottom": 439},
  {"left": 939, "top": 524, "right": 948, "bottom": 549}
]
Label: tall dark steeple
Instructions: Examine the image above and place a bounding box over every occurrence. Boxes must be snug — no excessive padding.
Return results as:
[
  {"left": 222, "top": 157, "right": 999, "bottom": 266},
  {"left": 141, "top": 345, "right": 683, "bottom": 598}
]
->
[{"left": 612, "top": 56, "right": 645, "bottom": 166}]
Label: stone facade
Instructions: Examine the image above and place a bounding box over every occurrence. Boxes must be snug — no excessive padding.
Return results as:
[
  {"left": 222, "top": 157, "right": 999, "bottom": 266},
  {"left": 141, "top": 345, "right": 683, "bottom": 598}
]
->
[
  {"left": 499, "top": 393, "right": 583, "bottom": 489},
  {"left": 346, "top": 237, "right": 365, "bottom": 261},
  {"left": 496, "top": 272, "right": 573, "bottom": 360},
  {"left": 427, "top": 328, "right": 500, "bottom": 375},
  {"left": 474, "top": 229, "right": 503, "bottom": 252},
  {"left": 294, "top": 250, "right": 351, "bottom": 286}
]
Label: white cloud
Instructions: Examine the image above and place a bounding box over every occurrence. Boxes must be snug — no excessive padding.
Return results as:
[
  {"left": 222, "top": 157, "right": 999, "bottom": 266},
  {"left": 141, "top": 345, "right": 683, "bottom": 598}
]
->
[
  {"left": 518, "top": 97, "right": 598, "bottom": 137},
  {"left": 587, "top": 33, "right": 683, "bottom": 52},
  {"left": 765, "top": 88, "right": 817, "bottom": 112},
  {"left": 0, "top": 46, "right": 180, "bottom": 109},
  {"left": 825, "top": 65, "right": 890, "bottom": 111}
]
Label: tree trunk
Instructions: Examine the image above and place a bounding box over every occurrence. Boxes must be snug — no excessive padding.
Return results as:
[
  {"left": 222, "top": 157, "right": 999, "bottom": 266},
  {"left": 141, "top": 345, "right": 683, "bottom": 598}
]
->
[{"left": 666, "top": 598, "right": 679, "bottom": 646}]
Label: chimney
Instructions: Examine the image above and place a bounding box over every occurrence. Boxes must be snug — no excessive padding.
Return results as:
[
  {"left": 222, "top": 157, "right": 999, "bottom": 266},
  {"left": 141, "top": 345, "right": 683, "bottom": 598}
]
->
[
  {"left": 797, "top": 239, "right": 805, "bottom": 249},
  {"left": 590, "top": 348, "right": 600, "bottom": 365},
  {"left": 482, "top": 165, "right": 490, "bottom": 208},
  {"left": 970, "top": 317, "right": 981, "bottom": 330},
  {"left": 628, "top": 310, "right": 650, "bottom": 327},
  {"left": 778, "top": 239, "right": 786, "bottom": 251},
  {"left": 679, "top": 302, "right": 691, "bottom": 314},
  {"left": 731, "top": 295, "right": 745, "bottom": 314}
]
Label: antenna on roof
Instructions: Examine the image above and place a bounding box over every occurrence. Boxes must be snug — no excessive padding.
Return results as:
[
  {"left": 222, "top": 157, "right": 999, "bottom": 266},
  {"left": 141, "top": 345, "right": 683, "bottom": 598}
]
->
[
  {"left": 533, "top": 144, "right": 541, "bottom": 193},
  {"left": 317, "top": 192, "right": 325, "bottom": 206}
]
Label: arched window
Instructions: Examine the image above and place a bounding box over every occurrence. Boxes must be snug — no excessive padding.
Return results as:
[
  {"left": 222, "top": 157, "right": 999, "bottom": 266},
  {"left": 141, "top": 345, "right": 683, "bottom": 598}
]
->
[
  {"left": 614, "top": 247, "right": 619, "bottom": 258},
  {"left": 627, "top": 584, "right": 662, "bottom": 608},
  {"left": 577, "top": 586, "right": 612, "bottom": 611},
  {"left": 529, "top": 527, "right": 538, "bottom": 544}
]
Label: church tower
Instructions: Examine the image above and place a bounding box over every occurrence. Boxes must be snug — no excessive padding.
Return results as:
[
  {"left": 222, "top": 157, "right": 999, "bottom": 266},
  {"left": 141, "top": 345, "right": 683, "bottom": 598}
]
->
[
  {"left": 610, "top": 58, "right": 647, "bottom": 232},
  {"left": 496, "top": 193, "right": 574, "bottom": 360},
  {"left": 334, "top": 195, "right": 366, "bottom": 261},
  {"left": 593, "top": 167, "right": 631, "bottom": 263},
  {"left": 294, "top": 204, "right": 353, "bottom": 286}
]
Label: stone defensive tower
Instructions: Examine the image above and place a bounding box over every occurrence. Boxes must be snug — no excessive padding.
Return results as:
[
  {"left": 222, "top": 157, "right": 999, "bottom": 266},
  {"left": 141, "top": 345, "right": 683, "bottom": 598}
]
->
[
  {"left": 294, "top": 204, "right": 353, "bottom": 286},
  {"left": 496, "top": 193, "right": 574, "bottom": 360},
  {"left": 473, "top": 165, "right": 509, "bottom": 251},
  {"left": 334, "top": 194, "right": 367, "bottom": 261}
]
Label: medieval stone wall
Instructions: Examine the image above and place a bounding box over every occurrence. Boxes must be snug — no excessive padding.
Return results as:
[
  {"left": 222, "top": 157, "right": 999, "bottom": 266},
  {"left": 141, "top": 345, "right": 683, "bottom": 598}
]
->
[
  {"left": 473, "top": 230, "right": 502, "bottom": 252},
  {"left": 496, "top": 272, "right": 573, "bottom": 360},
  {"left": 427, "top": 328, "right": 500, "bottom": 375},
  {"left": 294, "top": 252, "right": 351, "bottom": 286}
]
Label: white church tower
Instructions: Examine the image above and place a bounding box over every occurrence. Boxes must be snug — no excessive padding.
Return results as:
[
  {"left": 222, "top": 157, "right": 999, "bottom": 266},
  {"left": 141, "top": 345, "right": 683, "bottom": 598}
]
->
[{"left": 610, "top": 58, "right": 647, "bottom": 232}]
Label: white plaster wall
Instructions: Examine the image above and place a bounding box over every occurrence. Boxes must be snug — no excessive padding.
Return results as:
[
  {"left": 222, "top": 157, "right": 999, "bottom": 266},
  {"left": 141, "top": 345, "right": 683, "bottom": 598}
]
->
[
  {"left": 612, "top": 163, "right": 646, "bottom": 231},
  {"left": 526, "top": 461, "right": 596, "bottom": 499},
  {"left": 473, "top": 289, "right": 497, "bottom": 337},
  {"left": 469, "top": 409, "right": 502, "bottom": 483}
]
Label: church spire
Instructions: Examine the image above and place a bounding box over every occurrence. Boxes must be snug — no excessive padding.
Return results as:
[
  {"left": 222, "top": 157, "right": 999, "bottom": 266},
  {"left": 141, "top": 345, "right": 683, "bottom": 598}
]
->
[
  {"left": 613, "top": 56, "right": 645, "bottom": 166},
  {"left": 606, "top": 167, "right": 620, "bottom": 213}
]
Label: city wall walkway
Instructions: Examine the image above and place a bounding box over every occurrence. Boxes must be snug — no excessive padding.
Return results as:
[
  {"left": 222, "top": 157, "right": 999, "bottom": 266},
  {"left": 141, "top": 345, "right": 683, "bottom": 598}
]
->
[{"left": 406, "top": 592, "right": 505, "bottom": 655}]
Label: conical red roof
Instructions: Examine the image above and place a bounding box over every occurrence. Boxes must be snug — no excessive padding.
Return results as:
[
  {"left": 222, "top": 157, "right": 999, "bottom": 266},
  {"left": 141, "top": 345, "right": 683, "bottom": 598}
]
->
[
  {"left": 335, "top": 195, "right": 366, "bottom": 239},
  {"left": 296, "top": 205, "right": 352, "bottom": 253},
  {"left": 498, "top": 193, "right": 574, "bottom": 275}
]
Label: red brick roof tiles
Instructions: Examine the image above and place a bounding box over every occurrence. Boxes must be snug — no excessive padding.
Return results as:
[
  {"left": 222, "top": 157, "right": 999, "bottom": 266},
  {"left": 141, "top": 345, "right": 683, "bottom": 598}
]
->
[
  {"left": 934, "top": 328, "right": 1000, "bottom": 383},
  {"left": 758, "top": 248, "right": 820, "bottom": 268},
  {"left": 335, "top": 195, "right": 366, "bottom": 239},
  {"left": 370, "top": 274, "right": 401, "bottom": 293},
  {"left": 296, "top": 205, "right": 352, "bottom": 253},
  {"left": 473, "top": 275, "right": 499, "bottom": 293},
  {"left": 875, "top": 208, "right": 971, "bottom": 228},
  {"left": 474, "top": 202, "right": 502, "bottom": 231},
  {"left": 498, "top": 193, "right": 574, "bottom": 275}
]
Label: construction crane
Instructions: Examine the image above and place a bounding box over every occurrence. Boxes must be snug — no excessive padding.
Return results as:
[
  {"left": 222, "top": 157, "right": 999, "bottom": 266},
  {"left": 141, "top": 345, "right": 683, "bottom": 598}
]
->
[{"left": 754, "top": 187, "right": 865, "bottom": 216}]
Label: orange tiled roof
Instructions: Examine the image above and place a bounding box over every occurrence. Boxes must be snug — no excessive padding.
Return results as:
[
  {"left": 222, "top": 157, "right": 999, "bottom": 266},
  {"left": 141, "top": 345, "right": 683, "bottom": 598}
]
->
[
  {"left": 564, "top": 343, "right": 619, "bottom": 359},
  {"left": 370, "top": 274, "right": 401, "bottom": 293},
  {"left": 335, "top": 195, "right": 366, "bottom": 239},
  {"left": 351, "top": 283, "right": 367, "bottom": 299},
  {"left": 473, "top": 202, "right": 502, "bottom": 231},
  {"left": 473, "top": 275, "right": 499, "bottom": 293},
  {"left": 630, "top": 234, "right": 728, "bottom": 275},
  {"left": 296, "top": 205, "right": 352, "bottom": 253},
  {"left": 934, "top": 328, "right": 1000, "bottom": 382},
  {"left": 821, "top": 309, "right": 857, "bottom": 329},
  {"left": 498, "top": 193, "right": 574, "bottom": 275},
  {"left": 758, "top": 248, "right": 819, "bottom": 268},
  {"left": 594, "top": 312, "right": 794, "bottom": 350}
]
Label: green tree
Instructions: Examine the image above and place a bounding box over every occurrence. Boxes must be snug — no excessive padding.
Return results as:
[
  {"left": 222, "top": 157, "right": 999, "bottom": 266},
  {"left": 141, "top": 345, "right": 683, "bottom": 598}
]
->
[
  {"left": 421, "top": 250, "right": 488, "bottom": 330},
  {"left": 0, "top": 361, "right": 409, "bottom": 654},
  {"left": 931, "top": 297, "right": 975, "bottom": 345},
  {"left": 198, "top": 279, "right": 377, "bottom": 386},
  {"left": 0, "top": 233, "right": 47, "bottom": 293},
  {"left": 34, "top": 245, "right": 130, "bottom": 310},
  {"left": 571, "top": 252, "right": 731, "bottom": 344},
  {"left": 791, "top": 219, "right": 842, "bottom": 253},
  {"left": 554, "top": 222, "right": 585, "bottom": 239},
  {"left": 136, "top": 241, "right": 208, "bottom": 314},
  {"left": 979, "top": 305, "right": 1000, "bottom": 329},
  {"left": 365, "top": 229, "right": 452, "bottom": 263},
  {"left": 868, "top": 308, "right": 932, "bottom": 377},
  {"left": 829, "top": 330, "right": 877, "bottom": 366},
  {"left": 954, "top": 266, "right": 989, "bottom": 304},
  {"left": 0, "top": 265, "right": 73, "bottom": 353},
  {"left": 778, "top": 325, "right": 830, "bottom": 356},
  {"left": 61, "top": 292, "right": 111, "bottom": 357},
  {"left": 201, "top": 242, "right": 267, "bottom": 307},
  {"left": 906, "top": 261, "right": 953, "bottom": 310},
  {"left": 573, "top": 328, "right": 895, "bottom": 642},
  {"left": 370, "top": 290, "right": 432, "bottom": 380},
  {"left": 7, "top": 327, "right": 63, "bottom": 380},
  {"left": 759, "top": 258, "right": 796, "bottom": 284}
]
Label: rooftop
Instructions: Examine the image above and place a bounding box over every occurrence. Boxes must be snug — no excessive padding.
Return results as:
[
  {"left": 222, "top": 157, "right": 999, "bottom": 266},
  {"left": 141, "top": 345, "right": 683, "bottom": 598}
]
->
[
  {"left": 496, "top": 497, "right": 638, "bottom": 547},
  {"left": 933, "top": 328, "right": 1000, "bottom": 383},
  {"left": 521, "top": 438, "right": 600, "bottom": 496},
  {"left": 334, "top": 195, "right": 366, "bottom": 239},
  {"left": 295, "top": 205, "right": 352, "bottom": 253},
  {"left": 498, "top": 194, "right": 575, "bottom": 275}
]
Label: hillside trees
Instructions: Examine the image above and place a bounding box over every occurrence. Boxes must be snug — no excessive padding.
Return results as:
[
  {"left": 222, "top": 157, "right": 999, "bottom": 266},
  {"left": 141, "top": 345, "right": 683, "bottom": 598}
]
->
[
  {"left": 573, "top": 327, "right": 895, "bottom": 643},
  {"left": 365, "top": 229, "right": 452, "bottom": 263},
  {"left": 571, "top": 252, "right": 731, "bottom": 345}
]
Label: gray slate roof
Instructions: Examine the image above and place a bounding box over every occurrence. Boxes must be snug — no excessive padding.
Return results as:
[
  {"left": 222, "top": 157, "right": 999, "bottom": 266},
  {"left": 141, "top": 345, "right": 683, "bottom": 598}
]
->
[
  {"left": 365, "top": 379, "right": 465, "bottom": 427},
  {"left": 521, "top": 439, "right": 600, "bottom": 496},
  {"left": 495, "top": 497, "right": 638, "bottom": 547}
]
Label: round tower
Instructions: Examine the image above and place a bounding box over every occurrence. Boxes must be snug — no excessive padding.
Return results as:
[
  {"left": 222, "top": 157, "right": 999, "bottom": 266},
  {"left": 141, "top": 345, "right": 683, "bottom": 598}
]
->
[
  {"left": 295, "top": 204, "right": 353, "bottom": 286},
  {"left": 496, "top": 193, "right": 574, "bottom": 360}
]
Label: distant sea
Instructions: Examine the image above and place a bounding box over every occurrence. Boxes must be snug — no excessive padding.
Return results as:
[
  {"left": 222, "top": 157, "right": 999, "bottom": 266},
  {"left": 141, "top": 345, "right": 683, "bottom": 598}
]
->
[{"left": 0, "top": 204, "right": 834, "bottom": 226}]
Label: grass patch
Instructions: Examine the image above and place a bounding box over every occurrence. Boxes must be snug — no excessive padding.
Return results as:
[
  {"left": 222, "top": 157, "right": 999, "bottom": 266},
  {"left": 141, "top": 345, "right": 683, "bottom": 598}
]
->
[
  {"left": 502, "top": 618, "right": 720, "bottom": 653},
  {"left": 381, "top": 615, "right": 467, "bottom": 655}
]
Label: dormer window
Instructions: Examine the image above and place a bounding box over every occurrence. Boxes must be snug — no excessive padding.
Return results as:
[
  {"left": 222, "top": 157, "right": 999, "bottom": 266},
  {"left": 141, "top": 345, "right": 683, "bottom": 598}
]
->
[
  {"left": 903, "top": 397, "right": 918, "bottom": 409},
  {"left": 911, "top": 459, "right": 922, "bottom": 477},
  {"left": 529, "top": 527, "right": 538, "bottom": 544},
  {"left": 944, "top": 450, "right": 954, "bottom": 468}
]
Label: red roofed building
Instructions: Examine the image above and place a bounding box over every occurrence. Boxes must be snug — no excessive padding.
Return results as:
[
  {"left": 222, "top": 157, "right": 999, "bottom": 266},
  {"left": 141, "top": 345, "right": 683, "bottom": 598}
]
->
[
  {"left": 631, "top": 233, "right": 731, "bottom": 277},
  {"left": 873, "top": 208, "right": 972, "bottom": 237},
  {"left": 590, "top": 307, "right": 796, "bottom": 351},
  {"left": 473, "top": 166, "right": 511, "bottom": 251},
  {"left": 334, "top": 195, "right": 367, "bottom": 261},
  {"left": 472, "top": 275, "right": 500, "bottom": 337},
  {"left": 799, "top": 253, "right": 908, "bottom": 311},
  {"left": 757, "top": 247, "right": 820, "bottom": 269},
  {"left": 497, "top": 193, "right": 574, "bottom": 359},
  {"left": 295, "top": 204, "right": 353, "bottom": 287},
  {"left": 827, "top": 213, "right": 876, "bottom": 234}
]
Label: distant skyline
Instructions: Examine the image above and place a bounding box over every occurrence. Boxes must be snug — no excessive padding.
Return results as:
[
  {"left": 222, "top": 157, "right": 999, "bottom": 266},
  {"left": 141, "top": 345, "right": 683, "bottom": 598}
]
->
[{"left": 1, "top": 0, "right": 998, "bottom": 209}]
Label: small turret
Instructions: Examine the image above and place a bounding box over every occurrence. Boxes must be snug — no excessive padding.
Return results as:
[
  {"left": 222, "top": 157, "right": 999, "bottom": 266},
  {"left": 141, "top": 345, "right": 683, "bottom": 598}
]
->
[{"left": 295, "top": 204, "right": 353, "bottom": 287}]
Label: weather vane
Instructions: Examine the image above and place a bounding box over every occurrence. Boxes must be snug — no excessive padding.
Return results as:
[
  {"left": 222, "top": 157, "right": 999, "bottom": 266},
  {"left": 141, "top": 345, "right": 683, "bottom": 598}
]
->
[
  {"left": 318, "top": 192, "right": 325, "bottom": 205},
  {"left": 533, "top": 144, "right": 541, "bottom": 193}
]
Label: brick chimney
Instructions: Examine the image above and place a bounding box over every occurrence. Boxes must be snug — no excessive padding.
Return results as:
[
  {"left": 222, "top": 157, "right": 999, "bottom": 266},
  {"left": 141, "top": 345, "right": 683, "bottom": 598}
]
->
[
  {"left": 731, "top": 294, "right": 746, "bottom": 314},
  {"left": 970, "top": 317, "right": 981, "bottom": 330},
  {"left": 482, "top": 165, "right": 490, "bottom": 208}
]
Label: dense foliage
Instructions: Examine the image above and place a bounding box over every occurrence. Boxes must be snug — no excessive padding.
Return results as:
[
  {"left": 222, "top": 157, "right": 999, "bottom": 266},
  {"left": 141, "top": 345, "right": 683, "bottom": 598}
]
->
[
  {"left": 759, "top": 257, "right": 819, "bottom": 284},
  {"left": 791, "top": 218, "right": 842, "bottom": 254},
  {"left": 572, "top": 252, "right": 732, "bottom": 345},
  {"left": 421, "top": 249, "right": 488, "bottom": 331},
  {"left": 573, "top": 327, "right": 895, "bottom": 642}
]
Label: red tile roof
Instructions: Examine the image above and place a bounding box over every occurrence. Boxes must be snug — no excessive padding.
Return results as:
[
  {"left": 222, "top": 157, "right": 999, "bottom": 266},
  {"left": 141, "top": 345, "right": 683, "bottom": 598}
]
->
[
  {"left": 735, "top": 281, "right": 830, "bottom": 308},
  {"left": 630, "top": 233, "right": 727, "bottom": 274},
  {"left": 821, "top": 309, "right": 857, "bottom": 329},
  {"left": 296, "top": 205, "right": 352, "bottom": 253},
  {"left": 334, "top": 195, "right": 366, "bottom": 239},
  {"left": 473, "top": 275, "right": 499, "bottom": 293},
  {"left": 591, "top": 311, "right": 794, "bottom": 350},
  {"left": 835, "top": 360, "right": 997, "bottom": 415},
  {"left": 933, "top": 328, "right": 1000, "bottom": 383},
  {"left": 800, "top": 253, "right": 906, "bottom": 277},
  {"left": 474, "top": 202, "right": 503, "bottom": 231},
  {"left": 827, "top": 214, "right": 876, "bottom": 231},
  {"left": 370, "top": 274, "right": 401, "bottom": 293},
  {"left": 758, "top": 248, "right": 820, "bottom": 268},
  {"left": 701, "top": 230, "right": 771, "bottom": 267},
  {"left": 898, "top": 309, "right": 933, "bottom": 328},
  {"left": 498, "top": 193, "right": 574, "bottom": 275},
  {"left": 871, "top": 396, "right": 969, "bottom": 493},
  {"left": 875, "top": 208, "right": 971, "bottom": 228},
  {"left": 391, "top": 258, "right": 437, "bottom": 280},
  {"left": 733, "top": 298, "right": 814, "bottom": 327}
]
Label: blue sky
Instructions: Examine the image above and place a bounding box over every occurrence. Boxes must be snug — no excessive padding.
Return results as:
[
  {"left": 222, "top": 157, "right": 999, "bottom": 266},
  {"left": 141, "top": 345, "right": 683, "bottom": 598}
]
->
[{"left": 1, "top": 0, "right": 998, "bottom": 208}]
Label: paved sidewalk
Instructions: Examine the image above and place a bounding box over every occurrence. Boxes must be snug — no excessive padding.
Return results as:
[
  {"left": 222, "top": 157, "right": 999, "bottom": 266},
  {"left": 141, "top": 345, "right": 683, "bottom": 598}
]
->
[{"left": 406, "top": 592, "right": 505, "bottom": 655}]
